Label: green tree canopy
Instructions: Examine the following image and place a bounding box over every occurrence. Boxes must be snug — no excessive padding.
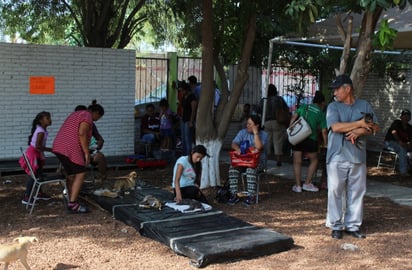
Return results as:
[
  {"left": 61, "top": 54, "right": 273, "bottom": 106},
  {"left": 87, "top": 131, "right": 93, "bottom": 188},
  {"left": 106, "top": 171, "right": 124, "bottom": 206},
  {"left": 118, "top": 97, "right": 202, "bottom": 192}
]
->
[{"left": 0, "top": 0, "right": 146, "bottom": 48}]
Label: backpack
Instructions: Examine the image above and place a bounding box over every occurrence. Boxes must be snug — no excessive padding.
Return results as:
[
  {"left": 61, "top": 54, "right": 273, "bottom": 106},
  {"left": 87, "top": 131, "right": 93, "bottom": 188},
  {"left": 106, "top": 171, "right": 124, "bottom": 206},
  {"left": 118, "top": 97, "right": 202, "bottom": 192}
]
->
[{"left": 215, "top": 179, "right": 230, "bottom": 203}]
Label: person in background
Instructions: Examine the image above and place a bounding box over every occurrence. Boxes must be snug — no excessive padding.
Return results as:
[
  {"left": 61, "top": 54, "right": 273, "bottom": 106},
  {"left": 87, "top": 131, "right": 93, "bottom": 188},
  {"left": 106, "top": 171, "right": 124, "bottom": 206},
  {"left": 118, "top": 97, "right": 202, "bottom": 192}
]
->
[
  {"left": 240, "top": 103, "right": 251, "bottom": 128},
  {"left": 53, "top": 101, "right": 105, "bottom": 213},
  {"left": 384, "top": 109, "right": 412, "bottom": 176},
  {"left": 326, "top": 74, "right": 380, "bottom": 239},
  {"left": 172, "top": 145, "right": 209, "bottom": 203},
  {"left": 140, "top": 103, "right": 160, "bottom": 144},
  {"left": 290, "top": 91, "right": 328, "bottom": 193},
  {"left": 181, "top": 82, "right": 197, "bottom": 155},
  {"left": 227, "top": 115, "right": 268, "bottom": 206},
  {"left": 214, "top": 80, "right": 221, "bottom": 112},
  {"left": 188, "top": 75, "right": 201, "bottom": 100},
  {"left": 159, "top": 98, "right": 176, "bottom": 150},
  {"left": 261, "top": 84, "right": 289, "bottom": 166},
  {"left": 19, "top": 111, "right": 53, "bottom": 205}
]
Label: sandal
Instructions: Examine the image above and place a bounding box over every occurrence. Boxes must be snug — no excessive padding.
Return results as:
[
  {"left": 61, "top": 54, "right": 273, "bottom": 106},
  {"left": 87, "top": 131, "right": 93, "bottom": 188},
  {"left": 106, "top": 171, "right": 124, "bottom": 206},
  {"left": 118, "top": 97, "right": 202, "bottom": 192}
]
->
[{"left": 67, "top": 201, "right": 89, "bottom": 214}]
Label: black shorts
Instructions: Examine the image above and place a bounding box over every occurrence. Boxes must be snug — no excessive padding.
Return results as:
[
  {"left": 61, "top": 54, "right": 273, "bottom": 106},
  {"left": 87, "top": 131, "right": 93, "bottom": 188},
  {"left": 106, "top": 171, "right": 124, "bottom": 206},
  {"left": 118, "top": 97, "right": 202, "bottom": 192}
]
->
[
  {"left": 54, "top": 153, "right": 87, "bottom": 175},
  {"left": 292, "top": 138, "right": 318, "bottom": 153}
]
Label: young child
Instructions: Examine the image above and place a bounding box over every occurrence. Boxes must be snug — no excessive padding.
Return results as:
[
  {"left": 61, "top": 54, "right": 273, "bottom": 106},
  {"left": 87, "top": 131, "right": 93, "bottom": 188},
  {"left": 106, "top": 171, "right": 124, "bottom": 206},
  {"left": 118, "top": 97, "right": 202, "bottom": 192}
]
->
[
  {"left": 159, "top": 98, "right": 175, "bottom": 150},
  {"left": 19, "top": 111, "right": 53, "bottom": 205},
  {"left": 172, "top": 145, "right": 209, "bottom": 203}
]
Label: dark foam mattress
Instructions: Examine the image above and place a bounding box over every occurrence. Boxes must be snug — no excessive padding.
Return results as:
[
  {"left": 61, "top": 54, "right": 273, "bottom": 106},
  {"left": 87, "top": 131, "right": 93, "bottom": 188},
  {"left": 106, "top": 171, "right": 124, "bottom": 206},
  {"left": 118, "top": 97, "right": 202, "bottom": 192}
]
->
[{"left": 93, "top": 184, "right": 294, "bottom": 268}]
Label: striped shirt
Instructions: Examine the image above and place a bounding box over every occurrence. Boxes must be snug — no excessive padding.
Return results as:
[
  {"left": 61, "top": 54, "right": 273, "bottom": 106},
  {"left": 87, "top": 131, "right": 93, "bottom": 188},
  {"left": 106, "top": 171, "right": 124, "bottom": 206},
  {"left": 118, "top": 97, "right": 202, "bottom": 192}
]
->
[{"left": 53, "top": 110, "right": 92, "bottom": 166}]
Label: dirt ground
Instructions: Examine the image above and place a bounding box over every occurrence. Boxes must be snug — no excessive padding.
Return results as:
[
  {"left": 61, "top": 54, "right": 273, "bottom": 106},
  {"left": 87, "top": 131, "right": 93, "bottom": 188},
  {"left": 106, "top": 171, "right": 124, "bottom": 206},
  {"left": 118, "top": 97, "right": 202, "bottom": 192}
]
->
[{"left": 0, "top": 153, "right": 411, "bottom": 270}]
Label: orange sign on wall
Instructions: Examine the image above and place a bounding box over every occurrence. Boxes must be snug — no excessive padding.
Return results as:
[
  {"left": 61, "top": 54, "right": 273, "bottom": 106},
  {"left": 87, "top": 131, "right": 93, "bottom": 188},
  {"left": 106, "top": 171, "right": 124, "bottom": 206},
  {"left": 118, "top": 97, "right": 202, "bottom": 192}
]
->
[{"left": 29, "top": 76, "right": 55, "bottom": 94}]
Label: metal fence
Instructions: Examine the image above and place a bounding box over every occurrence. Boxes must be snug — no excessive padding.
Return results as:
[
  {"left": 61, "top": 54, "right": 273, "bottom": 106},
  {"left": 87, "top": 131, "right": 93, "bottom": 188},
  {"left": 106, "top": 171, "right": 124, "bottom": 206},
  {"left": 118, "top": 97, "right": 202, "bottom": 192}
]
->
[
  {"left": 134, "top": 56, "right": 319, "bottom": 114},
  {"left": 135, "top": 57, "right": 169, "bottom": 105},
  {"left": 262, "top": 66, "right": 320, "bottom": 112},
  {"left": 177, "top": 56, "right": 202, "bottom": 83}
]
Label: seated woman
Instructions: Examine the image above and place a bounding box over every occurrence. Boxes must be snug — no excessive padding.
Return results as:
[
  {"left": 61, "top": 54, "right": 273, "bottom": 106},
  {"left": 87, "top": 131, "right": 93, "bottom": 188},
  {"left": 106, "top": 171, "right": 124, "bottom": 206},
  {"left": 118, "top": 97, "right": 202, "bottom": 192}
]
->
[
  {"left": 172, "top": 145, "right": 209, "bottom": 204},
  {"left": 228, "top": 115, "right": 268, "bottom": 206}
]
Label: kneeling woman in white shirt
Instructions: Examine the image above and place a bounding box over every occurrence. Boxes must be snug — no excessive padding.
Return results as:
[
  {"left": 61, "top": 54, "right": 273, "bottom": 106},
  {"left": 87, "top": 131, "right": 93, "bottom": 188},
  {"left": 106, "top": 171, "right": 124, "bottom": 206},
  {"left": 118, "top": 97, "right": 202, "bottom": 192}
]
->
[{"left": 172, "top": 145, "right": 209, "bottom": 203}]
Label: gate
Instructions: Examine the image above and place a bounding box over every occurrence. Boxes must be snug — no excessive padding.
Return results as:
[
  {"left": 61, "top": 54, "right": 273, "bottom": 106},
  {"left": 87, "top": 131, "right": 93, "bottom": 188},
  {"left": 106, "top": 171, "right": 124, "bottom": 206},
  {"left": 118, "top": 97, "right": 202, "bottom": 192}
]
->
[{"left": 135, "top": 57, "right": 169, "bottom": 105}]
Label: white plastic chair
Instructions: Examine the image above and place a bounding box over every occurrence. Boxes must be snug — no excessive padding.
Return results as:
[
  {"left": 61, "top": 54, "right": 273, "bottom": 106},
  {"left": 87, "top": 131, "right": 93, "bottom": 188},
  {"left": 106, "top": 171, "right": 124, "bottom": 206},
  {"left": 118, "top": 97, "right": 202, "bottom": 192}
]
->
[{"left": 20, "top": 147, "right": 67, "bottom": 214}]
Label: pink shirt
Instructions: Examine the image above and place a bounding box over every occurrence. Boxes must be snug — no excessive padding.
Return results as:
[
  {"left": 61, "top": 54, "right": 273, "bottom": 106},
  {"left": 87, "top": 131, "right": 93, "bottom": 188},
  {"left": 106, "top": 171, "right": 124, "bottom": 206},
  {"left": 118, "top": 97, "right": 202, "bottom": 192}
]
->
[{"left": 53, "top": 110, "right": 92, "bottom": 166}]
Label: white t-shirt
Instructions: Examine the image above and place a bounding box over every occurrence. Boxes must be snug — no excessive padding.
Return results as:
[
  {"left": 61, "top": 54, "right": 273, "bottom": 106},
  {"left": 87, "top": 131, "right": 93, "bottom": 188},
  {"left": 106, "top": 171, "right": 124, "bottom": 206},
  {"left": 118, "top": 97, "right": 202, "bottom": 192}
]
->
[{"left": 172, "top": 156, "right": 196, "bottom": 188}]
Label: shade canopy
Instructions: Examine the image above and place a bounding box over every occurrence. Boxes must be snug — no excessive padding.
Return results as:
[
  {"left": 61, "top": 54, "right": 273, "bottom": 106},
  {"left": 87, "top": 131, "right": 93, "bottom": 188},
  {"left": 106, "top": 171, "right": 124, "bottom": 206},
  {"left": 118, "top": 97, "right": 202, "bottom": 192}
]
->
[{"left": 299, "top": 3, "right": 412, "bottom": 50}]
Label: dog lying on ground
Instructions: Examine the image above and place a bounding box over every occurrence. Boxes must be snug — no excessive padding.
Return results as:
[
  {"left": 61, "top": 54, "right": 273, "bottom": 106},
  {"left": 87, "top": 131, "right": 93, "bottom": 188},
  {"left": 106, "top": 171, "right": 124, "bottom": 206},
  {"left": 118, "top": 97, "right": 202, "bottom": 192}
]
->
[
  {"left": 139, "top": 195, "right": 162, "bottom": 210},
  {"left": 0, "top": 236, "right": 38, "bottom": 270},
  {"left": 113, "top": 171, "right": 137, "bottom": 192}
]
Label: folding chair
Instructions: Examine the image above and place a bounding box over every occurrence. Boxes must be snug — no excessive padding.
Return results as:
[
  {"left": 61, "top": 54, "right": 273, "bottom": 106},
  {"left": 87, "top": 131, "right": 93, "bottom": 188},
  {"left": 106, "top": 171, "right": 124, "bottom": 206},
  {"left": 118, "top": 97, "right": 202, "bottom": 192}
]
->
[
  {"left": 377, "top": 147, "right": 398, "bottom": 173},
  {"left": 241, "top": 157, "right": 271, "bottom": 204},
  {"left": 20, "top": 147, "right": 67, "bottom": 215}
]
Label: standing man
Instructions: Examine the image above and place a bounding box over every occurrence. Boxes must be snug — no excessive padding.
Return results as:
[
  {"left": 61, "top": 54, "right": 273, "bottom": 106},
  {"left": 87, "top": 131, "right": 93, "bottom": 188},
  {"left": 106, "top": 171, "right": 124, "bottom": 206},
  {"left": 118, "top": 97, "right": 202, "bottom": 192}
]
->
[
  {"left": 188, "top": 75, "right": 201, "bottom": 100},
  {"left": 326, "top": 74, "right": 380, "bottom": 239}
]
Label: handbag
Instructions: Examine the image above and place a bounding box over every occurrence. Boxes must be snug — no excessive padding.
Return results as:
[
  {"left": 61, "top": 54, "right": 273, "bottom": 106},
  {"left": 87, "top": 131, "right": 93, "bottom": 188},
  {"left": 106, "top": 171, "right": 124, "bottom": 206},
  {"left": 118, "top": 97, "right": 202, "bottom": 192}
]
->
[
  {"left": 287, "top": 105, "right": 312, "bottom": 145},
  {"left": 230, "top": 148, "right": 261, "bottom": 168}
]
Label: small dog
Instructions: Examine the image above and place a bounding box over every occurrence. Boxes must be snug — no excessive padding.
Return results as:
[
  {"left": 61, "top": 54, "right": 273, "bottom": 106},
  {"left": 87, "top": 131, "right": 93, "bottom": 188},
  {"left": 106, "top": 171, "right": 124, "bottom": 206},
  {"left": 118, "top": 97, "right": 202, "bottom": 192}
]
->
[
  {"left": 346, "top": 112, "right": 375, "bottom": 149},
  {"left": 0, "top": 236, "right": 38, "bottom": 270},
  {"left": 113, "top": 171, "right": 137, "bottom": 192},
  {"left": 139, "top": 195, "right": 162, "bottom": 210}
]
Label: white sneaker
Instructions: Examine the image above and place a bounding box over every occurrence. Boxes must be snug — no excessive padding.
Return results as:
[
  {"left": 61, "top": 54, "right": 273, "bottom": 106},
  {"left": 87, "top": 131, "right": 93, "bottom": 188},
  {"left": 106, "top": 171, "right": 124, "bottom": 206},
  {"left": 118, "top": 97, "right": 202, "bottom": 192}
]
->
[
  {"left": 292, "top": 185, "right": 302, "bottom": 193},
  {"left": 302, "top": 183, "right": 319, "bottom": 192}
]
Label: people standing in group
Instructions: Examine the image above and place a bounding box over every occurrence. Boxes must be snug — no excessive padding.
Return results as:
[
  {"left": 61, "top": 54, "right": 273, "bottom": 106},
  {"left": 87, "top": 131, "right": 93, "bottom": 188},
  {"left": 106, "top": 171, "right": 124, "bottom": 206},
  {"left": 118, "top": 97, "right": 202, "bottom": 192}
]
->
[
  {"left": 172, "top": 145, "right": 209, "bottom": 203},
  {"left": 326, "top": 74, "right": 380, "bottom": 239},
  {"left": 19, "top": 111, "right": 53, "bottom": 205},
  {"left": 291, "top": 91, "right": 328, "bottom": 193},
  {"left": 384, "top": 109, "right": 412, "bottom": 176},
  {"left": 140, "top": 103, "right": 160, "bottom": 144},
  {"left": 227, "top": 115, "right": 268, "bottom": 206},
  {"left": 181, "top": 82, "right": 198, "bottom": 155},
  {"left": 261, "top": 84, "right": 290, "bottom": 166},
  {"left": 53, "top": 101, "right": 105, "bottom": 213}
]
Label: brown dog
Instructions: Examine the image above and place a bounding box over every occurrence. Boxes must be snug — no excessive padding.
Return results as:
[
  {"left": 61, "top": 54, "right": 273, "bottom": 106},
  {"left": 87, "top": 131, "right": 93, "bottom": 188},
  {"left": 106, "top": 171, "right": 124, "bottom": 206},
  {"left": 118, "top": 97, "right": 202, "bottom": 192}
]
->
[
  {"left": 139, "top": 195, "right": 162, "bottom": 210},
  {"left": 0, "top": 236, "right": 38, "bottom": 270},
  {"left": 113, "top": 171, "right": 137, "bottom": 192}
]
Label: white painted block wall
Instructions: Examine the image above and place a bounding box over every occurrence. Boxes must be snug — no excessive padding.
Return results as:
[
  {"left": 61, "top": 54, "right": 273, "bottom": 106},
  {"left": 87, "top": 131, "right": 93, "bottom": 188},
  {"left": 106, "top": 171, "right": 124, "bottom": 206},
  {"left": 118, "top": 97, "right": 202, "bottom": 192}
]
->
[
  {"left": 360, "top": 72, "right": 412, "bottom": 150},
  {"left": 0, "top": 43, "right": 135, "bottom": 159}
]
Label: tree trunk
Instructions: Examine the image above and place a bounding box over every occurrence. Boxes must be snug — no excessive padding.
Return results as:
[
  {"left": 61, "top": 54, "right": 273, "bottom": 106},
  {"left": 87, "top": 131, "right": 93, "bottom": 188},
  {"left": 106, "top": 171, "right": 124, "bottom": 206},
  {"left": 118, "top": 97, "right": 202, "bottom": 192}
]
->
[
  {"left": 335, "top": 14, "right": 353, "bottom": 75},
  {"left": 197, "top": 0, "right": 215, "bottom": 140},
  {"left": 196, "top": 1, "right": 257, "bottom": 187},
  {"left": 350, "top": 8, "right": 382, "bottom": 96}
]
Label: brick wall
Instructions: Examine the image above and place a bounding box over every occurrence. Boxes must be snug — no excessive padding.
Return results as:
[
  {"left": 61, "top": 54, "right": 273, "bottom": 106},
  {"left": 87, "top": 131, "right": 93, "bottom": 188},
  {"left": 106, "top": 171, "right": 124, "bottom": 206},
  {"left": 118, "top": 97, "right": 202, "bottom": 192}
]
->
[
  {"left": 0, "top": 43, "right": 135, "bottom": 159},
  {"left": 360, "top": 71, "right": 412, "bottom": 151}
]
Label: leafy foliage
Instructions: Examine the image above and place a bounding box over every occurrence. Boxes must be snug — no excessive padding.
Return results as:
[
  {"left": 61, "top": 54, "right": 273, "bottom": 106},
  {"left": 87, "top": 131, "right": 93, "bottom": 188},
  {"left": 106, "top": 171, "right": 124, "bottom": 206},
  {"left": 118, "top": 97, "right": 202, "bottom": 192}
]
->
[
  {"left": 0, "top": 0, "right": 147, "bottom": 48},
  {"left": 146, "top": 0, "right": 299, "bottom": 65},
  {"left": 373, "top": 19, "right": 398, "bottom": 50},
  {"left": 0, "top": 0, "right": 70, "bottom": 44}
]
